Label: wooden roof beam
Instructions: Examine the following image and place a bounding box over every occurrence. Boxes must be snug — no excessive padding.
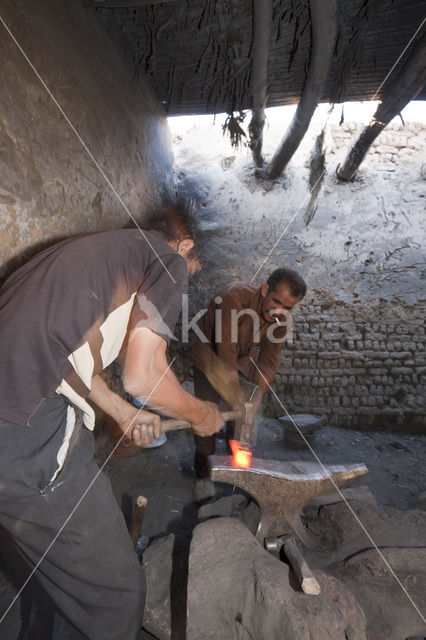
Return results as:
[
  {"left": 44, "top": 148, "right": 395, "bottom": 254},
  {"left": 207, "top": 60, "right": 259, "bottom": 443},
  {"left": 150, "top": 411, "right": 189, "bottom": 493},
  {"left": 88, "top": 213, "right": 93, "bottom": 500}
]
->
[
  {"left": 267, "top": 0, "right": 337, "bottom": 179},
  {"left": 248, "top": 0, "right": 272, "bottom": 168},
  {"left": 337, "top": 32, "right": 426, "bottom": 182}
]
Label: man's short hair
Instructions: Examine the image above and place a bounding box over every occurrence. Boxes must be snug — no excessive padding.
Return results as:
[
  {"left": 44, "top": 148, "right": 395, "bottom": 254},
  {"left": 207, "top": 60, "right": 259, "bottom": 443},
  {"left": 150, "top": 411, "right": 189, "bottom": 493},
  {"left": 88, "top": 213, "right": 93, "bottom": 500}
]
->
[
  {"left": 145, "top": 198, "right": 198, "bottom": 244},
  {"left": 266, "top": 268, "right": 307, "bottom": 299}
]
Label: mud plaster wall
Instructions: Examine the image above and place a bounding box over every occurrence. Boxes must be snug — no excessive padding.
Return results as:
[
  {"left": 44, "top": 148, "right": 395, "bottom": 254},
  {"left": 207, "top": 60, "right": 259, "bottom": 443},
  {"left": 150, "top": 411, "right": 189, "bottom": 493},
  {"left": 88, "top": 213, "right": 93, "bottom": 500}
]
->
[
  {"left": 0, "top": 0, "right": 174, "bottom": 279},
  {"left": 170, "top": 118, "right": 426, "bottom": 431},
  {"left": 268, "top": 124, "right": 426, "bottom": 431}
]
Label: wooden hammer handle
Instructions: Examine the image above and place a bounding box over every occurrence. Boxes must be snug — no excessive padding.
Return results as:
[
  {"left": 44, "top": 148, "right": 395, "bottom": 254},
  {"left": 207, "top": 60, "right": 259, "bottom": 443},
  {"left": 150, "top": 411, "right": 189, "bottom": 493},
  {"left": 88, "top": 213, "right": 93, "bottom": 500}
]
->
[
  {"left": 129, "top": 496, "right": 148, "bottom": 548},
  {"left": 283, "top": 537, "right": 321, "bottom": 595},
  {"left": 161, "top": 409, "right": 242, "bottom": 433}
]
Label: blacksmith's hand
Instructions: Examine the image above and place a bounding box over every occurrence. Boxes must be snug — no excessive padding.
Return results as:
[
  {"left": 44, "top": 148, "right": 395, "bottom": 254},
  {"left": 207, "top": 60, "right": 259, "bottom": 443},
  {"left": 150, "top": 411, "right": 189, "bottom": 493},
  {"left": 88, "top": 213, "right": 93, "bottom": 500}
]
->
[
  {"left": 118, "top": 408, "right": 162, "bottom": 447},
  {"left": 191, "top": 401, "right": 224, "bottom": 437}
]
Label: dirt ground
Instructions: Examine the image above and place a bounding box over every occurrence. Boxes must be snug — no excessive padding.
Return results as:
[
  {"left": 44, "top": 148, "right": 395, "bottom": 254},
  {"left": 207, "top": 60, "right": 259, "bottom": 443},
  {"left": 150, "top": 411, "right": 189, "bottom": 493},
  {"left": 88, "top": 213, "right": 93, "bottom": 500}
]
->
[
  {"left": 1, "top": 413, "right": 425, "bottom": 639},
  {"left": 102, "top": 414, "right": 425, "bottom": 640}
]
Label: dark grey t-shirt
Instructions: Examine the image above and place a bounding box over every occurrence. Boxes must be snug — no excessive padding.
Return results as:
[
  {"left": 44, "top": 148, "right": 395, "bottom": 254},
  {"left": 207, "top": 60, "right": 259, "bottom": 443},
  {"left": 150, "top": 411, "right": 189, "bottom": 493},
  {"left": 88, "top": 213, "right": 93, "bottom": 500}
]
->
[{"left": 0, "top": 229, "right": 187, "bottom": 428}]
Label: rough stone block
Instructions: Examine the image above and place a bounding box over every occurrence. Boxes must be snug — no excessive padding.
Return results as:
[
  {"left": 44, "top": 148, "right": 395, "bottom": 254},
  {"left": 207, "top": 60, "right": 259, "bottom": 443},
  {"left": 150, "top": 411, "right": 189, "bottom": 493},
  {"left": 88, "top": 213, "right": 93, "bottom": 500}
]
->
[
  {"left": 142, "top": 534, "right": 175, "bottom": 639},
  {"left": 364, "top": 350, "right": 389, "bottom": 359},
  {"left": 319, "top": 494, "right": 426, "bottom": 633},
  {"left": 306, "top": 316, "right": 321, "bottom": 324},
  {"left": 187, "top": 518, "right": 367, "bottom": 640},
  {"left": 347, "top": 368, "right": 367, "bottom": 375},
  {"left": 391, "top": 367, "right": 412, "bottom": 375},
  {"left": 392, "top": 351, "right": 413, "bottom": 360},
  {"left": 340, "top": 321, "right": 357, "bottom": 335},
  {"left": 293, "top": 350, "right": 313, "bottom": 358},
  {"left": 318, "top": 351, "right": 341, "bottom": 359}
]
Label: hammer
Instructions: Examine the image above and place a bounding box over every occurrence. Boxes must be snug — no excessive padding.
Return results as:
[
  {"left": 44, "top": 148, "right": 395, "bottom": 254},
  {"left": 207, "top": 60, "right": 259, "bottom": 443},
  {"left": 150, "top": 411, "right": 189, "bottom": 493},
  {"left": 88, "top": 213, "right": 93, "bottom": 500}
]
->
[
  {"left": 192, "top": 344, "right": 260, "bottom": 452},
  {"left": 161, "top": 405, "right": 256, "bottom": 469},
  {"left": 114, "top": 408, "right": 249, "bottom": 458},
  {"left": 160, "top": 408, "right": 244, "bottom": 433},
  {"left": 129, "top": 495, "right": 148, "bottom": 547},
  {"left": 265, "top": 534, "right": 321, "bottom": 595}
]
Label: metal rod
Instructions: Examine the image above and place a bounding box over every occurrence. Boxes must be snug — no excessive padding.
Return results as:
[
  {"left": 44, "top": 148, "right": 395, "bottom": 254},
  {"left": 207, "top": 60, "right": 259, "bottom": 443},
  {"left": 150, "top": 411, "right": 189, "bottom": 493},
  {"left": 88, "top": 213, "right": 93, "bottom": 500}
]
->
[{"left": 129, "top": 495, "right": 148, "bottom": 548}]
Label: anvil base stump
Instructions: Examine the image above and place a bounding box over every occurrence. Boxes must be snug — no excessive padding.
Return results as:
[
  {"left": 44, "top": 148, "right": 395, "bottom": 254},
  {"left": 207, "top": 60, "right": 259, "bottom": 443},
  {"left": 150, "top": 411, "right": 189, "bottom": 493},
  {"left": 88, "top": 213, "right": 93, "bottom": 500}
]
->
[
  {"left": 187, "top": 518, "right": 367, "bottom": 640},
  {"left": 209, "top": 455, "right": 368, "bottom": 545}
]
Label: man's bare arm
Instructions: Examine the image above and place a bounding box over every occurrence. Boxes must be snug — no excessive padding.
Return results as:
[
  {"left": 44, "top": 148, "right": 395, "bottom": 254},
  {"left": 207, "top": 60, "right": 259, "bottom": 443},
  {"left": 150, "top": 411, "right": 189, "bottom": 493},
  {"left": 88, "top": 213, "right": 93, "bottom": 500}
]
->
[
  {"left": 122, "top": 327, "right": 224, "bottom": 436},
  {"left": 88, "top": 374, "right": 161, "bottom": 447}
]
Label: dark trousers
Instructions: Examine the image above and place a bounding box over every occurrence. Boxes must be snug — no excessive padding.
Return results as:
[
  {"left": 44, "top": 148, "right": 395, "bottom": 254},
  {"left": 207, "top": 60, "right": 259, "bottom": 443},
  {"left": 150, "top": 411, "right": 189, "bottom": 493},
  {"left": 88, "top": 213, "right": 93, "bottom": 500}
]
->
[
  {"left": 0, "top": 396, "right": 144, "bottom": 640},
  {"left": 193, "top": 367, "right": 236, "bottom": 479}
]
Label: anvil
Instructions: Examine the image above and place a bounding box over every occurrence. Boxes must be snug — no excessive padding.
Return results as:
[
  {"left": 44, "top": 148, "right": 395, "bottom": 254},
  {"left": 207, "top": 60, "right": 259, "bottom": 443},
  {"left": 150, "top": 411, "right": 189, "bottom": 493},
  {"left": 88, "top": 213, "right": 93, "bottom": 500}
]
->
[{"left": 209, "top": 455, "right": 368, "bottom": 546}]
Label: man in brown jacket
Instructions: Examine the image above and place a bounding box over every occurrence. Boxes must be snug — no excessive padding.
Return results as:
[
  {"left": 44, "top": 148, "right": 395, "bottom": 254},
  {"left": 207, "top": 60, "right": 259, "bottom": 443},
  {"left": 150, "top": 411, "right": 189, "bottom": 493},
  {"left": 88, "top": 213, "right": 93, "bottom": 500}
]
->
[{"left": 191, "top": 268, "right": 307, "bottom": 500}]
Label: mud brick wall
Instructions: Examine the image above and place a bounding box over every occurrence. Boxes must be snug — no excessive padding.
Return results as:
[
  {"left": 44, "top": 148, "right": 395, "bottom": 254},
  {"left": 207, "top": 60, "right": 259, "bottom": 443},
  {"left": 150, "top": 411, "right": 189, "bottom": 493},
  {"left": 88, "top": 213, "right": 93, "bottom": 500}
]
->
[
  {"left": 171, "top": 116, "right": 425, "bottom": 433},
  {"left": 265, "top": 295, "right": 425, "bottom": 431},
  {"left": 171, "top": 292, "right": 425, "bottom": 432},
  {"left": 328, "top": 120, "right": 425, "bottom": 166}
]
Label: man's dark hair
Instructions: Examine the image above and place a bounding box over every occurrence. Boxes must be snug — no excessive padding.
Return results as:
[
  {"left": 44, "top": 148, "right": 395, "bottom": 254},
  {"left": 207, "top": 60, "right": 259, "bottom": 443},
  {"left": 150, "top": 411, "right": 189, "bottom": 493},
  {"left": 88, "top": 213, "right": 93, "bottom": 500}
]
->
[
  {"left": 145, "top": 197, "right": 198, "bottom": 244},
  {"left": 266, "top": 268, "right": 307, "bottom": 299}
]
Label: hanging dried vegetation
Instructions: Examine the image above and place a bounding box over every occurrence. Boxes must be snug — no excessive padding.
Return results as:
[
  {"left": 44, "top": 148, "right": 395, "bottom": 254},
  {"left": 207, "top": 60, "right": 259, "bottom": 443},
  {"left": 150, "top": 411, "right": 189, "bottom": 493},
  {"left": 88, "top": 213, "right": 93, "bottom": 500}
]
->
[{"left": 222, "top": 111, "right": 247, "bottom": 149}]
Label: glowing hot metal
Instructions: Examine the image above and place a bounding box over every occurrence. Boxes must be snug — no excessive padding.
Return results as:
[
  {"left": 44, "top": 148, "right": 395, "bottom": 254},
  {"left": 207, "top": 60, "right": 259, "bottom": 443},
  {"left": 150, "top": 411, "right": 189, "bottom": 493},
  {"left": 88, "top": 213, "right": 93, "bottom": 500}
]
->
[{"left": 229, "top": 440, "right": 252, "bottom": 469}]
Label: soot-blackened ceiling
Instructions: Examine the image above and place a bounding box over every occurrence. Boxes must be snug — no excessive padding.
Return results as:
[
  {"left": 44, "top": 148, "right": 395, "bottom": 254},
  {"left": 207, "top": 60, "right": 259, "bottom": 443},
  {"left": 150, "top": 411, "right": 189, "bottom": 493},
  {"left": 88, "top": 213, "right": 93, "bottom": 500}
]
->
[{"left": 94, "top": 0, "right": 426, "bottom": 115}]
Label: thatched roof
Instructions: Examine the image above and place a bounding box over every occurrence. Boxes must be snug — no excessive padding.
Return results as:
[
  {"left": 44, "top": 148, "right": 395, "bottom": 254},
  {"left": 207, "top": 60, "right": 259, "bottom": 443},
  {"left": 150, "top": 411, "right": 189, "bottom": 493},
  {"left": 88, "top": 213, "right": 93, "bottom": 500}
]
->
[{"left": 95, "top": 0, "right": 426, "bottom": 116}]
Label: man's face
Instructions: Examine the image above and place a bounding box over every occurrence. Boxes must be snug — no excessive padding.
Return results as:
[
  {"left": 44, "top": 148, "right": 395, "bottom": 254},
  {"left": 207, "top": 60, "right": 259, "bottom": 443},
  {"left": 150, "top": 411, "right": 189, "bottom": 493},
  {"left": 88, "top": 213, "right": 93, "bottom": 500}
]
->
[{"left": 260, "top": 281, "right": 301, "bottom": 323}]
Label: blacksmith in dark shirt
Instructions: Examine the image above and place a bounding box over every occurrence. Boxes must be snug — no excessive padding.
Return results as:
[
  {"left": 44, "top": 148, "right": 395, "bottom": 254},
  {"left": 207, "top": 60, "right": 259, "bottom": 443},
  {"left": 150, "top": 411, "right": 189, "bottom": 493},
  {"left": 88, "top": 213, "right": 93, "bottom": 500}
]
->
[{"left": 0, "top": 220, "right": 223, "bottom": 639}]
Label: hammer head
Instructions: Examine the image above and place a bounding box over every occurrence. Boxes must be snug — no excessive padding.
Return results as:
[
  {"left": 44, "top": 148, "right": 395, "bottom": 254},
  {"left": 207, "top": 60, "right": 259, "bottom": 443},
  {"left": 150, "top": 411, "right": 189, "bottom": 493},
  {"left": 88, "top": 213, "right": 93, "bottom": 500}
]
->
[
  {"left": 233, "top": 380, "right": 260, "bottom": 446},
  {"left": 234, "top": 402, "right": 256, "bottom": 445}
]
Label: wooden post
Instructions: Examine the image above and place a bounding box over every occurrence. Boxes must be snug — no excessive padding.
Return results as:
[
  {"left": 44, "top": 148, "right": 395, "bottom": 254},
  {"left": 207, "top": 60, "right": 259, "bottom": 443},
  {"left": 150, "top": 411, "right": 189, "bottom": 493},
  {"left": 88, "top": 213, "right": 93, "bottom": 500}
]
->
[
  {"left": 337, "top": 33, "right": 426, "bottom": 182},
  {"left": 248, "top": 0, "right": 272, "bottom": 167},
  {"left": 304, "top": 129, "right": 326, "bottom": 226},
  {"left": 267, "top": 0, "right": 336, "bottom": 179}
]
